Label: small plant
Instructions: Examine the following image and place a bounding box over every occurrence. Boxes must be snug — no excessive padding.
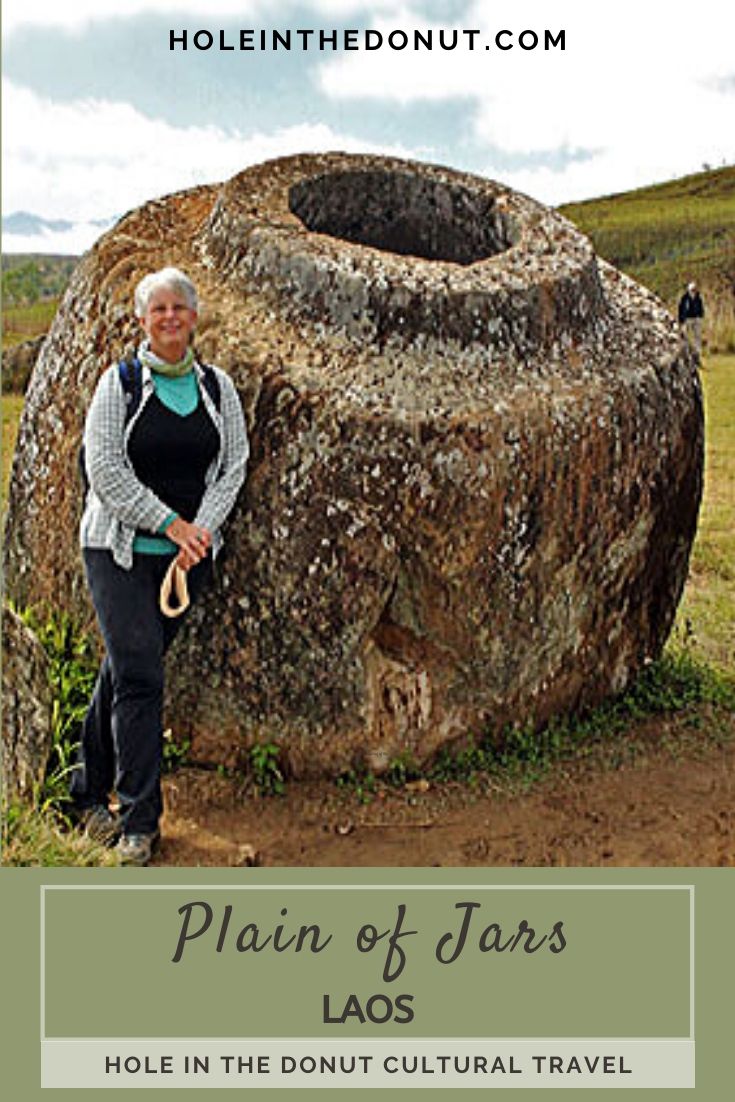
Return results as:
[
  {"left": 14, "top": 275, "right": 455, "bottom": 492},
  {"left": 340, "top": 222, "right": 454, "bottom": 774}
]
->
[
  {"left": 249, "top": 741, "right": 286, "bottom": 796},
  {"left": 627, "top": 646, "right": 734, "bottom": 713},
  {"left": 336, "top": 768, "right": 376, "bottom": 804},
  {"left": 12, "top": 603, "right": 98, "bottom": 812},
  {"left": 2, "top": 802, "right": 114, "bottom": 867},
  {"left": 384, "top": 751, "right": 421, "bottom": 787},
  {"left": 429, "top": 737, "right": 492, "bottom": 784},
  {"left": 162, "top": 730, "right": 190, "bottom": 773}
]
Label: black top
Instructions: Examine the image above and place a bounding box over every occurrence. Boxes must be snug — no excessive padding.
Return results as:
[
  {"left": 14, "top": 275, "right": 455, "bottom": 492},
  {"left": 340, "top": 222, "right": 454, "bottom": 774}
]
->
[
  {"left": 678, "top": 291, "right": 704, "bottom": 322},
  {"left": 128, "top": 394, "right": 219, "bottom": 524}
]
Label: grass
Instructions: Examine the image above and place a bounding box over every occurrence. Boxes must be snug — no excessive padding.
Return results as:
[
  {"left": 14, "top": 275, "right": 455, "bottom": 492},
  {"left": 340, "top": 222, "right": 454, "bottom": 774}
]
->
[
  {"left": 560, "top": 165, "right": 735, "bottom": 352},
  {"left": 2, "top": 804, "right": 115, "bottom": 867},
  {"left": 10, "top": 605, "right": 98, "bottom": 813},
  {"left": 0, "top": 604, "right": 109, "bottom": 867},
  {"left": 2, "top": 253, "right": 75, "bottom": 349},
  {"left": 248, "top": 742, "right": 287, "bottom": 796},
  {"left": 2, "top": 393, "right": 23, "bottom": 502},
  {"left": 2, "top": 299, "right": 59, "bottom": 349},
  {"left": 676, "top": 354, "right": 735, "bottom": 671}
]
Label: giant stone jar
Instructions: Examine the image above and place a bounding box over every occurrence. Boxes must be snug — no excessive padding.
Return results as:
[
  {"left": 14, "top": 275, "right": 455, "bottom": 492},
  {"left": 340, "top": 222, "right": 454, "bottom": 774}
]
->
[{"left": 4, "top": 153, "right": 703, "bottom": 776}]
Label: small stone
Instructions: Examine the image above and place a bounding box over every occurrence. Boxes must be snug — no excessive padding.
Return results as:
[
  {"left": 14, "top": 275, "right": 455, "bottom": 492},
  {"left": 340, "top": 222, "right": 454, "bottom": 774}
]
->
[
  {"left": 237, "top": 844, "right": 261, "bottom": 867},
  {"left": 365, "top": 749, "right": 391, "bottom": 775},
  {"left": 405, "top": 779, "right": 430, "bottom": 793}
]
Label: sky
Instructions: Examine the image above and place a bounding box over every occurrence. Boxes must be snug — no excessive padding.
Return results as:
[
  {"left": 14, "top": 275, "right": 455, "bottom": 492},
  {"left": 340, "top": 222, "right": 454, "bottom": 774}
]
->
[{"left": 2, "top": 0, "right": 734, "bottom": 253}]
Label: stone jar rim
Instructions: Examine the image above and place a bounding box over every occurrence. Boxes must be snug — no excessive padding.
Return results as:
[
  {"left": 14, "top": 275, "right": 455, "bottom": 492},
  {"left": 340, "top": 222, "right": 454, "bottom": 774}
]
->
[{"left": 202, "top": 152, "right": 604, "bottom": 353}]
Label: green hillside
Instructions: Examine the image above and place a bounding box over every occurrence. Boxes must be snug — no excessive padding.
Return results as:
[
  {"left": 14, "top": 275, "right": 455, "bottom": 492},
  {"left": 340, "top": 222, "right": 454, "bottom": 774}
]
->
[
  {"left": 559, "top": 165, "right": 735, "bottom": 351},
  {"left": 1, "top": 253, "right": 78, "bottom": 305},
  {"left": 2, "top": 255, "right": 79, "bottom": 353}
]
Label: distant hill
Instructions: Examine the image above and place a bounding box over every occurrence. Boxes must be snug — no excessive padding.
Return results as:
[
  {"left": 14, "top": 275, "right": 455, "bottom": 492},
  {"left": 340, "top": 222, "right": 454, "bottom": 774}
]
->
[
  {"left": 559, "top": 165, "right": 735, "bottom": 312},
  {"left": 2, "top": 210, "right": 117, "bottom": 258},
  {"left": 2, "top": 254, "right": 79, "bottom": 305},
  {"left": 3, "top": 213, "right": 77, "bottom": 235},
  {"left": 2, "top": 211, "right": 114, "bottom": 236}
]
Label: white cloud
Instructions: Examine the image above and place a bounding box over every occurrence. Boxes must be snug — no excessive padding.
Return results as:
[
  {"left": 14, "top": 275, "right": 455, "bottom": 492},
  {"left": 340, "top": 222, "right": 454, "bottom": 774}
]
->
[
  {"left": 1, "top": 1, "right": 265, "bottom": 34},
  {"left": 2, "top": 0, "right": 733, "bottom": 230},
  {"left": 317, "top": 0, "right": 735, "bottom": 200},
  {"left": 1, "top": 77, "right": 417, "bottom": 232},
  {"left": 1, "top": 0, "right": 407, "bottom": 34},
  {"left": 497, "top": 153, "right": 699, "bottom": 209},
  {"left": 2, "top": 222, "right": 115, "bottom": 256},
  {"left": 318, "top": 5, "right": 481, "bottom": 104}
]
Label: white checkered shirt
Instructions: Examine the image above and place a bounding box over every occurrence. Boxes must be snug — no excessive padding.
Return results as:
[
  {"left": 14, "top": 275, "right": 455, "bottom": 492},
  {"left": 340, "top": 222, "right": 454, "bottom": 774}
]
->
[{"left": 79, "top": 360, "right": 249, "bottom": 568}]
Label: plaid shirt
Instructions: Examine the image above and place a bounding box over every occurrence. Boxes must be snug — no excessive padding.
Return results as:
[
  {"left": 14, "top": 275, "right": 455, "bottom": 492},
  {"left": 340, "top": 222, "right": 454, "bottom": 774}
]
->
[{"left": 80, "top": 360, "right": 249, "bottom": 568}]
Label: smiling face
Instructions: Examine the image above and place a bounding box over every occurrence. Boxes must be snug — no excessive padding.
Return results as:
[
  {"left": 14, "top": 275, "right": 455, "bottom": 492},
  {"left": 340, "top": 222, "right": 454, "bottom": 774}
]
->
[{"left": 140, "top": 286, "right": 198, "bottom": 363}]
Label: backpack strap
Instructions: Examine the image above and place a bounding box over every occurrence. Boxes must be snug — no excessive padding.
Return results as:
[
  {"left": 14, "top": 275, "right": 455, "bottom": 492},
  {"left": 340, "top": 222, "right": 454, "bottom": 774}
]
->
[
  {"left": 198, "top": 362, "right": 221, "bottom": 412},
  {"left": 117, "top": 356, "right": 221, "bottom": 417},
  {"left": 117, "top": 357, "right": 144, "bottom": 423}
]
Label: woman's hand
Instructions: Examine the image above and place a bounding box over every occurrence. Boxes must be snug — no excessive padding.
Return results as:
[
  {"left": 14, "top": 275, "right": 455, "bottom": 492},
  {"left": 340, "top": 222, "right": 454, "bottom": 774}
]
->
[{"left": 166, "top": 517, "right": 212, "bottom": 570}]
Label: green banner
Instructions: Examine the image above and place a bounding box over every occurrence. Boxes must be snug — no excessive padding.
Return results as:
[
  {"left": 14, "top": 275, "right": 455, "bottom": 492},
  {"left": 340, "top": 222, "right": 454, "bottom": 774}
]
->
[
  {"left": 43, "top": 882, "right": 690, "bottom": 1039},
  {"left": 2, "top": 867, "right": 733, "bottom": 1096}
]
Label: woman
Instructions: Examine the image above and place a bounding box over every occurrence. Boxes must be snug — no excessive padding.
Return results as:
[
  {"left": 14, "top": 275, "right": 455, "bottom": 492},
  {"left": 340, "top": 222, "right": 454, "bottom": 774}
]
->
[{"left": 72, "top": 267, "right": 248, "bottom": 865}]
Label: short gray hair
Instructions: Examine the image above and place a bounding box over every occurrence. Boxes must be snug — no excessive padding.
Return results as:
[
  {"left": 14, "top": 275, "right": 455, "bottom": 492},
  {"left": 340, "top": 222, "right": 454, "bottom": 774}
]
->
[{"left": 134, "top": 267, "right": 199, "bottom": 317}]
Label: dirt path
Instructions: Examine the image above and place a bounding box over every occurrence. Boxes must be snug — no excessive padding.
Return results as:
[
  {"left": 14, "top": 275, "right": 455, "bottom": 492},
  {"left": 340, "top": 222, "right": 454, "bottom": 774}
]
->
[{"left": 153, "top": 716, "right": 735, "bottom": 868}]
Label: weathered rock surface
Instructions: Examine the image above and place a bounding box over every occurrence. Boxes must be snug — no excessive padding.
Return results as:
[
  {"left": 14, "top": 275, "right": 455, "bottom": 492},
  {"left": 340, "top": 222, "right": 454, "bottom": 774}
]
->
[
  {"left": 3, "top": 153, "right": 703, "bottom": 776},
  {"left": 2, "top": 606, "right": 53, "bottom": 802}
]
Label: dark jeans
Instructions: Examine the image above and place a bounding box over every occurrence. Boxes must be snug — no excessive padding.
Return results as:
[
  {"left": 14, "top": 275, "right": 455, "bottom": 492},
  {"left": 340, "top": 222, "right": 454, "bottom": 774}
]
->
[{"left": 70, "top": 549, "right": 212, "bottom": 835}]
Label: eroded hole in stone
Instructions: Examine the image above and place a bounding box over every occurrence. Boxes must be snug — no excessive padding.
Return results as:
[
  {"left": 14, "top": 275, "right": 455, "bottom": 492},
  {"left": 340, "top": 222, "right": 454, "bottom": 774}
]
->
[{"left": 289, "top": 170, "right": 516, "bottom": 266}]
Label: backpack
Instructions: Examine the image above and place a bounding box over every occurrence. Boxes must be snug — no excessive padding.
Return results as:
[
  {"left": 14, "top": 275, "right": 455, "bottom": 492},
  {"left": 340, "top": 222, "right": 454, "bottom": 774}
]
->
[{"left": 79, "top": 356, "right": 221, "bottom": 493}]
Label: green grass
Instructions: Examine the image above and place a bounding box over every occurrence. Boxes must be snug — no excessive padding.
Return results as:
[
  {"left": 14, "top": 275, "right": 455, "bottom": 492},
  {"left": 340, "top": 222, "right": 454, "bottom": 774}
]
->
[
  {"left": 2, "top": 393, "right": 23, "bottom": 503},
  {"left": 677, "top": 355, "right": 735, "bottom": 671},
  {"left": 1, "top": 254, "right": 75, "bottom": 351},
  {"left": 0, "top": 605, "right": 107, "bottom": 868},
  {"left": 10, "top": 605, "right": 99, "bottom": 813},
  {"left": 2, "top": 804, "right": 115, "bottom": 867},
  {"left": 2, "top": 298, "right": 59, "bottom": 349}
]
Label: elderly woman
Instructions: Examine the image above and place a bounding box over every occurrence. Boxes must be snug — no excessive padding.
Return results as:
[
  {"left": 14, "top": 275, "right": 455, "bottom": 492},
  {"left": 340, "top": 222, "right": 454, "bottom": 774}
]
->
[{"left": 71, "top": 267, "right": 248, "bottom": 865}]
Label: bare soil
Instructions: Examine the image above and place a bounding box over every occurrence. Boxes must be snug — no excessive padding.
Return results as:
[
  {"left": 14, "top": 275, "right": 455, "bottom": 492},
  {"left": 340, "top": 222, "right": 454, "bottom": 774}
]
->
[{"left": 154, "top": 713, "right": 735, "bottom": 868}]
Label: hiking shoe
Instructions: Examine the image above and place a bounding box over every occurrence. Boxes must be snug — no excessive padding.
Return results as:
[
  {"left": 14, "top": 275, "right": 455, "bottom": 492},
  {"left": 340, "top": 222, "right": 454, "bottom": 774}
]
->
[
  {"left": 115, "top": 832, "right": 160, "bottom": 867},
  {"left": 79, "top": 805, "right": 120, "bottom": 847}
]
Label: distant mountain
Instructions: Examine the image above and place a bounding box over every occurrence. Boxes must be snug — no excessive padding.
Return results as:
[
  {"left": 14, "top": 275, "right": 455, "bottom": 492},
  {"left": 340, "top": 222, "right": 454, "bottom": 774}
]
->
[
  {"left": 2, "top": 211, "right": 116, "bottom": 236},
  {"left": 2, "top": 211, "right": 118, "bottom": 255},
  {"left": 3, "top": 212, "right": 74, "bottom": 235}
]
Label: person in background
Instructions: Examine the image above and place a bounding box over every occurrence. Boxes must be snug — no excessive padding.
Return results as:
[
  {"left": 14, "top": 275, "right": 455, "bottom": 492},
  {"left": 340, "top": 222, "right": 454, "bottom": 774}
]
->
[
  {"left": 678, "top": 281, "right": 705, "bottom": 364},
  {"left": 72, "top": 267, "right": 248, "bottom": 865}
]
